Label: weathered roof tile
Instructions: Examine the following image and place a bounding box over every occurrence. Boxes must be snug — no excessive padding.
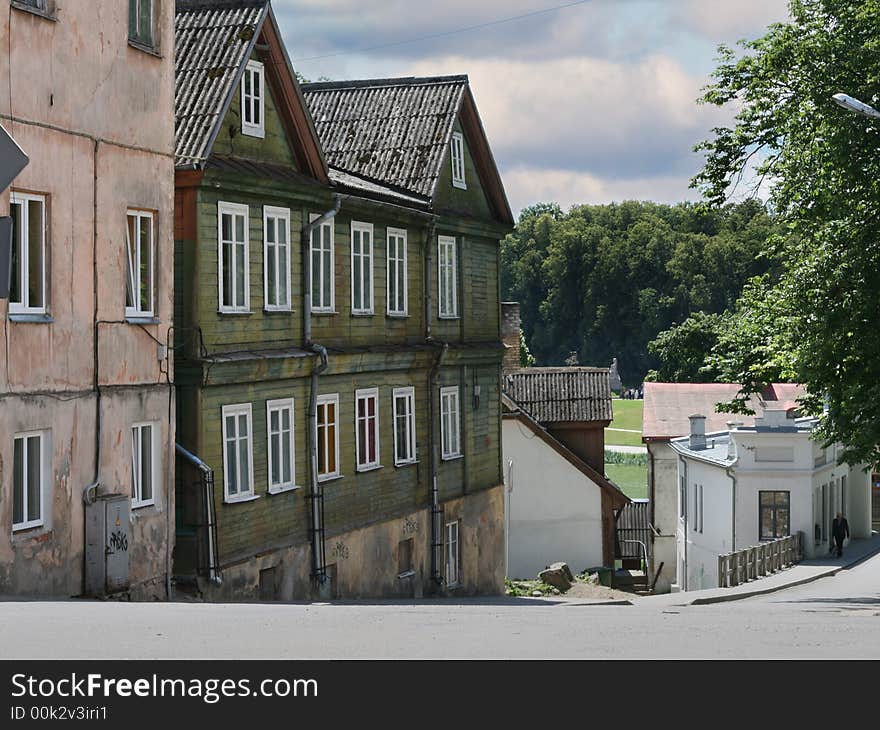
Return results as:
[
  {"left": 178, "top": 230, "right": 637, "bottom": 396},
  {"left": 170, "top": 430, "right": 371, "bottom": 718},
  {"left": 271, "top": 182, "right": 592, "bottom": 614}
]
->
[{"left": 504, "top": 368, "right": 613, "bottom": 424}]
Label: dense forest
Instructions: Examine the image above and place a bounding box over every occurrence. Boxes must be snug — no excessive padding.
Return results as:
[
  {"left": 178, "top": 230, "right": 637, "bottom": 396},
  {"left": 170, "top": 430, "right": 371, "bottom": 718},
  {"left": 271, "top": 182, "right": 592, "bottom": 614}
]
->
[{"left": 500, "top": 199, "right": 780, "bottom": 385}]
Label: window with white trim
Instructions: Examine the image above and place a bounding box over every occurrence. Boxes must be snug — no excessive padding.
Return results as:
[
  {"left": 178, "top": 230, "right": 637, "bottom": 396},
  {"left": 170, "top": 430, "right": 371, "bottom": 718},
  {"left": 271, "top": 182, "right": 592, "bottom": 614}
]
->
[
  {"left": 692, "top": 483, "right": 703, "bottom": 533},
  {"left": 316, "top": 394, "right": 340, "bottom": 480},
  {"left": 263, "top": 206, "right": 291, "bottom": 311},
  {"left": 12, "top": 430, "right": 47, "bottom": 532},
  {"left": 9, "top": 192, "right": 46, "bottom": 315},
  {"left": 450, "top": 131, "right": 466, "bottom": 189},
  {"left": 241, "top": 60, "right": 265, "bottom": 138},
  {"left": 222, "top": 403, "right": 254, "bottom": 502},
  {"left": 125, "top": 210, "right": 154, "bottom": 318},
  {"left": 440, "top": 386, "right": 461, "bottom": 459},
  {"left": 438, "top": 235, "right": 457, "bottom": 319},
  {"left": 387, "top": 227, "right": 408, "bottom": 316},
  {"left": 350, "top": 221, "right": 374, "bottom": 314},
  {"left": 129, "top": 0, "right": 153, "bottom": 47},
  {"left": 218, "top": 202, "right": 249, "bottom": 312},
  {"left": 355, "top": 388, "right": 380, "bottom": 471},
  {"left": 310, "top": 215, "right": 334, "bottom": 312},
  {"left": 393, "top": 387, "right": 417, "bottom": 466},
  {"left": 445, "top": 520, "right": 461, "bottom": 586},
  {"left": 131, "top": 422, "right": 156, "bottom": 508},
  {"left": 266, "top": 398, "right": 296, "bottom": 493}
]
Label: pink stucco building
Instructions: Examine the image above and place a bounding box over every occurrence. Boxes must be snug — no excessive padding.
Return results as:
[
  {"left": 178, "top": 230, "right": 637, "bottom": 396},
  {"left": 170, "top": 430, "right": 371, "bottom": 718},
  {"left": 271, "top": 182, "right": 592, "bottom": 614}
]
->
[{"left": 0, "top": 0, "right": 175, "bottom": 598}]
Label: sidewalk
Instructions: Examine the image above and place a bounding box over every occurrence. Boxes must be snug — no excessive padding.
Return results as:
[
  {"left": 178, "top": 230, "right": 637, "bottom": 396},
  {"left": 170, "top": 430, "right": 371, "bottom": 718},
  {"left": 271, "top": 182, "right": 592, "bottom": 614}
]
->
[{"left": 638, "top": 531, "right": 880, "bottom": 608}]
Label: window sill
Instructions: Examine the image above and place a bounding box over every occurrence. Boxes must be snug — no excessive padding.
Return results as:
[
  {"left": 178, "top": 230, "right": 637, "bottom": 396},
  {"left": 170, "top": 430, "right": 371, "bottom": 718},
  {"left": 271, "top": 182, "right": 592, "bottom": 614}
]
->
[
  {"left": 126, "top": 315, "right": 160, "bottom": 326},
  {"left": 242, "top": 127, "right": 266, "bottom": 139},
  {"left": 351, "top": 311, "right": 375, "bottom": 317},
  {"left": 217, "top": 309, "right": 254, "bottom": 316},
  {"left": 8, "top": 313, "right": 52, "bottom": 324},
  {"left": 394, "top": 460, "right": 419, "bottom": 469},
  {"left": 452, "top": 181, "right": 467, "bottom": 190},
  {"left": 12, "top": 525, "right": 50, "bottom": 542},
  {"left": 356, "top": 464, "right": 383, "bottom": 474},
  {"left": 224, "top": 494, "right": 261, "bottom": 505},
  {"left": 312, "top": 310, "right": 338, "bottom": 316},
  {"left": 128, "top": 39, "right": 162, "bottom": 58},
  {"left": 438, "top": 315, "right": 460, "bottom": 321},
  {"left": 10, "top": 2, "right": 56, "bottom": 22},
  {"left": 264, "top": 307, "right": 294, "bottom": 314},
  {"left": 268, "top": 484, "right": 303, "bottom": 496},
  {"left": 131, "top": 501, "right": 156, "bottom": 512},
  {"left": 317, "top": 473, "right": 344, "bottom": 484},
  {"left": 441, "top": 453, "right": 464, "bottom": 462},
  {"left": 386, "top": 312, "right": 409, "bottom": 319}
]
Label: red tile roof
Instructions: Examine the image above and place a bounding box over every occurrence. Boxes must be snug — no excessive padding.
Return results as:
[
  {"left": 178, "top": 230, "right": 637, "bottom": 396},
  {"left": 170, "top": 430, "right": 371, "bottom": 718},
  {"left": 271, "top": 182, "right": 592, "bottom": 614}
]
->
[{"left": 642, "top": 382, "right": 806, "bottom": 440}]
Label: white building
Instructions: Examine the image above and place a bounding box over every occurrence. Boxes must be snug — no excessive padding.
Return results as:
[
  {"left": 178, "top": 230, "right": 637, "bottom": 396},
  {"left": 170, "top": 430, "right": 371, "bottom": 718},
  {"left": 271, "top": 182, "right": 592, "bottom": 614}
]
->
[{"left": 671, "top": 409, "right": 872, "bottom": 591}]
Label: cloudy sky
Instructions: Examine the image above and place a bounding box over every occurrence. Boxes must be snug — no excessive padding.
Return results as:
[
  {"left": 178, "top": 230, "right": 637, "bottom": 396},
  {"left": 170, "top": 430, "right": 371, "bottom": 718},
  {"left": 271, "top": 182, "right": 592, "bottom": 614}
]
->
[{"left": 272, "top": 0, "right": 790, "bottom": 216}]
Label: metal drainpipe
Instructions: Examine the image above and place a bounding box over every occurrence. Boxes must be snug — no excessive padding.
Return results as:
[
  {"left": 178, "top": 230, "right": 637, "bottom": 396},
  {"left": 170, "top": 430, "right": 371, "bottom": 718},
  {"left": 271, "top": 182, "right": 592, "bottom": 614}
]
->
[
  {"left": 302, "top": 194, "right": 342, "bottom": 586},
  {"left": 428, "top": 341, "right": 448, "bottom": 587},
  {"left": 726, "top": 465, "right": 737, "bottom": 553},
  {"left": 175, "top": 443, "right": 221, "bottom": 585}
]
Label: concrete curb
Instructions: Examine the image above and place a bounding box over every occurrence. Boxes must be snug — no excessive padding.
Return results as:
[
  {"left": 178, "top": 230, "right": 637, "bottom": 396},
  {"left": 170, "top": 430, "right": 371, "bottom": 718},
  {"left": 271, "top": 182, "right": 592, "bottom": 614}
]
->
[
  {"left": 562, "top": 599, "right": 633, "bottom": 607},
  {"left": 688, "top": 542, "right": 880, "bottom": 606}
]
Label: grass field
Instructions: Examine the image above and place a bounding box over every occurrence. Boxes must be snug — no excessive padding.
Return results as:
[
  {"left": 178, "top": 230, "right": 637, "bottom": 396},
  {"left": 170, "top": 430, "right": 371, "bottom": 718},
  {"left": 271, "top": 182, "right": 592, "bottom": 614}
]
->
[
  {"left": 605, "top": 464, "right": 647, "bottom": 500},
  {"left": 606, "top": 398, "right": 644, "bottom": 447}
]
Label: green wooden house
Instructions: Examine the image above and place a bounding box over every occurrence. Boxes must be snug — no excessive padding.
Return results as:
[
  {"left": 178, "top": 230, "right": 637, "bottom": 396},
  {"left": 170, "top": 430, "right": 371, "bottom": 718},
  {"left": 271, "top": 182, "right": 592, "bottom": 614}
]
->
[{"left": 173, "top": 0, "right": 514, "bottom": 600}]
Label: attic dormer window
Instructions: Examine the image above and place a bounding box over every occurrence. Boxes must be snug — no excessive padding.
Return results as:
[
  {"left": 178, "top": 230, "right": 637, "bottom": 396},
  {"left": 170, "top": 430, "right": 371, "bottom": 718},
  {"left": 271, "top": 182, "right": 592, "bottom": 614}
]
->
[
  {"left": 242, "top": 60, "right": 265, "bottom": 138},
  {"left": 450, "top": 131, "right": 466, "bottom": 189}
]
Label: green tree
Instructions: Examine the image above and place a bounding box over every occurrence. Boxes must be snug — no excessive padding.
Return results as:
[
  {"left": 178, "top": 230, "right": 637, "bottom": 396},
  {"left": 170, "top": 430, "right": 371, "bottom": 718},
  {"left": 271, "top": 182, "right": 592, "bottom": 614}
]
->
[
  {"left": 647, "top": 311, "right": 729, "bottom": 382},
  {"left": 692, "top": 0, "right": 880, "bottom": 464}
]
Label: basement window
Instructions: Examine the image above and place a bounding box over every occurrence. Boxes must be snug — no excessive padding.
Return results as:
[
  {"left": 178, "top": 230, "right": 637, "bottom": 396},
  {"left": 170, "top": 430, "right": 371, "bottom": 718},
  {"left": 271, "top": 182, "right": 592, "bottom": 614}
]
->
[
  {"left": 242, "top": 60, "right": 265, "bottom": 138},
  {"left": 450, "top": 131, "right": 466, "bottom": 189}
]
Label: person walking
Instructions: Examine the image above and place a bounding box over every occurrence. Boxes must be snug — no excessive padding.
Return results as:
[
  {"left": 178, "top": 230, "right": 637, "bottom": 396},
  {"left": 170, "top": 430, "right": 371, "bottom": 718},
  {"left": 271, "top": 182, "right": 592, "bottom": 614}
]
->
[{"left": 831, "top": 512, "right": 850, "bottom": 558}]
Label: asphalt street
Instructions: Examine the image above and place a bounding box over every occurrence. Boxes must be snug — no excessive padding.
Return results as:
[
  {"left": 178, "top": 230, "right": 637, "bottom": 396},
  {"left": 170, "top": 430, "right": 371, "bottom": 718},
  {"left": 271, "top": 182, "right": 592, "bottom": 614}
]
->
[{"left": 2, "top": 551, "right": 879, "bottom": 659}]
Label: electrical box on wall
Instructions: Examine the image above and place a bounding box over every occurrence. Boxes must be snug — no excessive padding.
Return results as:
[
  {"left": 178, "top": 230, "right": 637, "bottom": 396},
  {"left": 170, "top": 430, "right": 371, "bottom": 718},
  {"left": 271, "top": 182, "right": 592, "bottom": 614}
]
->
[{"left": 84, "top": 494, "right": 131, "bottom": 597}]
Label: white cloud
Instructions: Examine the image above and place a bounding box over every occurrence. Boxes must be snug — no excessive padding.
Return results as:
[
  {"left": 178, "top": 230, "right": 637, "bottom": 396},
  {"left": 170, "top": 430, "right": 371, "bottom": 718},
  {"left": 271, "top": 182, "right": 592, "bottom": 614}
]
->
[{"left": 671, "top": 0, "right": 790, "bottom": 41}]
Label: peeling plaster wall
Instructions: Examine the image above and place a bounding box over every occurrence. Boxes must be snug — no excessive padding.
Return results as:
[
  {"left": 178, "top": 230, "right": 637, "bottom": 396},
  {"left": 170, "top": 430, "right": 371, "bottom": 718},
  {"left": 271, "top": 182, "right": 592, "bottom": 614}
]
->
[
  {"left": 198, "top": 485, "right": 505, "bottom": 601},
  {"left": 0, "top": 2, "right": 175, "bottom": 598}
]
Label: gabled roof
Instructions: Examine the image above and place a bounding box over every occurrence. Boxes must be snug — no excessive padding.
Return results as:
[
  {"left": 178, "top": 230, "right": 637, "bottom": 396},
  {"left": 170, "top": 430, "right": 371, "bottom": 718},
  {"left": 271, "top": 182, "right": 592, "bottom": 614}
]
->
[
  {"left": 642, "top": 382, "right": 807, "bottom": 440},
  {"left": 503, "top": 368, "right": 613, "bottom": 424},
  {"left": 302, "top": 76, "right": 514, "bottom": 224},
  {"left": 174, "top": 0, "right": 328, "bottom": 181},
  {"left": 502, "top": 394, "right": 629, "bottom": 508}
]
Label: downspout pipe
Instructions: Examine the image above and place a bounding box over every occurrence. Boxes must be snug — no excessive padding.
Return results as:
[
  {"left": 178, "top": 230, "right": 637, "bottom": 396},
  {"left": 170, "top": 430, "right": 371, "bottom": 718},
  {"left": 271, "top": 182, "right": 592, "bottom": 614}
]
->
[
  {"left": 428, "top": 340, "right": 448, "bottom": 587},
  {"left": 175, "top": 443, "right": 221, "bottom": 585},
  {"left": 302, "top": 194, "right": 343, "bottom": 586}
]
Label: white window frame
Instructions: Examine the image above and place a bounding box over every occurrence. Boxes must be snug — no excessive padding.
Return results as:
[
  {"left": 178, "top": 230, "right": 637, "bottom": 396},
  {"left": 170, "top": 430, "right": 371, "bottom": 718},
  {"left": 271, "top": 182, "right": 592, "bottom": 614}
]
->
[
  {"left": 392, "top": 387, "right": 417, "bottom": 466},
  {"left": 440, "top": 386, "right": 461, "bottom": 460},
  {"left": 386, "top": 227, "right": 408, "bottom": 316},
  {"left": 217, "top": 202, "right": 250, "bottom": 313},
  {"left": 266, "top": 398, "right": 297, "bottom": 494},
  {"left": 125, "top": 209, "right": 155, "bottom": 318},
  {"left": 445, "top": 520, "right": 461, "bottom": 586},
  {"left": 9, "top": 192, "right": 47, "bottom": 315},
  {"left": 450, "top": 131, "right": 466, "bottom": 189},
  {"left": 129, "top": 0, "right": 154, "bottom": 47},
  {"left": 355, "top": 388, "right": 380, "bottom": 472},
  {"left": 131, "top": 422, "right": 157, "bottom": 509},
  {"left": 241, "top": 60, "right": 265, "bottom": 138},
  {"left": 12, "top": 430, "right": 46, "bottom": 532},
  {"left": 221, "top": 403, "right": 255, "bottom": 503},
  {"left": 438, "top": 235, "right": 458, "bottom": 319},
  {"left": 310, "top": 214, "right": 335, "bottom": 313},
  {"left": 316, "top": 394, "right": 341, "bottom": 481},
  {"left": 263, "top": 206, "right": 291, "bottom": 312},
  {"left": 350, "top": 221, "right": 374, "bottom": 315}
]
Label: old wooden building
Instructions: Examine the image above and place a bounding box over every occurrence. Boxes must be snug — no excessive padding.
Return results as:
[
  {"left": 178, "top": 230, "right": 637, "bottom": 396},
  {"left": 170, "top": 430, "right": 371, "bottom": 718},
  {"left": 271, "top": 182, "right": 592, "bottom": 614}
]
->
[{"left": 173, "top": 0, "right": 513, "bottom": 600}]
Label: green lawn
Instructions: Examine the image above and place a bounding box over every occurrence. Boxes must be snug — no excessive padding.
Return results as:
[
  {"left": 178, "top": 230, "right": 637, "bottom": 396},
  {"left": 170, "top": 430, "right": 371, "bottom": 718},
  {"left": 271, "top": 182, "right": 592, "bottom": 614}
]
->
[
  {"left": 605, "top": 463, "right": 647, "bottom": 500},
  {"left": 606, "top": 398, "right": 644, "bottom": 447}
]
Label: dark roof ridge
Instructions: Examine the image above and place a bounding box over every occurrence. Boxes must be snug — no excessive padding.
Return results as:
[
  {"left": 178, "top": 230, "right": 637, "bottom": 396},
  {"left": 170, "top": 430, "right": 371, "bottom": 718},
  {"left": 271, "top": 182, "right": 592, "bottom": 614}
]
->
[{"left": 302, "top": 74, "right": 469, "bottom": 91}]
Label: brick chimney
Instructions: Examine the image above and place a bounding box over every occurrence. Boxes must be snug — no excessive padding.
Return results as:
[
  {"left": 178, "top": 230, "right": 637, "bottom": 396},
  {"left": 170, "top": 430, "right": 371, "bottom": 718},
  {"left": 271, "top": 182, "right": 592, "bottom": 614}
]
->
[{"left": 501, "top": 302, "right": 521, "bottom": 373}]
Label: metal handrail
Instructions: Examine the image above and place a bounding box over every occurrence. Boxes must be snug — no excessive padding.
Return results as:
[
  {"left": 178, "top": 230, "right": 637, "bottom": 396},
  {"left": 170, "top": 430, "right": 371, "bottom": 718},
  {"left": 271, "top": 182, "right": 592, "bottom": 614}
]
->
[{"left": 620, "top": 539, "right": 651, "bottom": 587}]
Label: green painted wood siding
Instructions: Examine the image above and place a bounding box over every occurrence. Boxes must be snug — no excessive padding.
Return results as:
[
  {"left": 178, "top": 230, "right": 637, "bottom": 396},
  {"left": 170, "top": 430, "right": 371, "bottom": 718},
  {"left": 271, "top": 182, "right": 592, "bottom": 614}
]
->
[
  {"left": 210, "top": 54, "right": 298, "bottom": 169},
  {"left": 434, "top": 120, "right": 493, "bottom": 221}
]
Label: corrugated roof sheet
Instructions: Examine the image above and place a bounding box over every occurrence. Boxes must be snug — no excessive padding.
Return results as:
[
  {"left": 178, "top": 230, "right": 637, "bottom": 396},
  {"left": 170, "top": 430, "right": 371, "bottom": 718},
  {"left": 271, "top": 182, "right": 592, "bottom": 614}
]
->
[
  {"left": 302, "top": 76, "right": 468, "bottom": 199},
  {"left": 328, "top": 167, "right": 431, "bottom": 208},
  {"left": 503, "top": 368, "right": 613, "bottom": 424},
  {"left": 642, "top": 382, "right": 807, "bottom": 439},
  {"left": 175, "top": 0, "right": 268, "bottom": 167}
]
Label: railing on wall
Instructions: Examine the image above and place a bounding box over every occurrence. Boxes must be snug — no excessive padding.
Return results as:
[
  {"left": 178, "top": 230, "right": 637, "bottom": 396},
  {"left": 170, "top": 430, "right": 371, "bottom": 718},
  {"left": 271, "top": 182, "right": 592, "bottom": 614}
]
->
[{"left": 717, "top": 532, "right": 803, "bottom": 588}]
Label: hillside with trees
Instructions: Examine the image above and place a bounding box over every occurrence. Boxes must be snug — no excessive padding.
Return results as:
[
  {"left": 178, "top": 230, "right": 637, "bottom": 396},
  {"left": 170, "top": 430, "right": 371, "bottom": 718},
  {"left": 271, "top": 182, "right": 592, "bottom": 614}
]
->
[{"left": 501, "top": 199, "right": 780, "bottom": 385}]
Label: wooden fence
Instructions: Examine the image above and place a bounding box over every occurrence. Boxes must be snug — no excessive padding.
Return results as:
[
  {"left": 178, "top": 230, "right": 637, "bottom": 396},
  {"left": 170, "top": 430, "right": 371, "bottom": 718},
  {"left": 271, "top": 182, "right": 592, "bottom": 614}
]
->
[{"left": 717, "top": 533, "right": 804, "bottom": 588}]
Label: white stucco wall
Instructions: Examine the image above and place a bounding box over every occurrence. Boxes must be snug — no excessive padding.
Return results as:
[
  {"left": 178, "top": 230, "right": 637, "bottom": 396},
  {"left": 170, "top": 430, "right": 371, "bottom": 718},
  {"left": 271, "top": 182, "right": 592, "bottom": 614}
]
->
[{"left": 503, "top": 419, "right": 604, "bottom": 579}]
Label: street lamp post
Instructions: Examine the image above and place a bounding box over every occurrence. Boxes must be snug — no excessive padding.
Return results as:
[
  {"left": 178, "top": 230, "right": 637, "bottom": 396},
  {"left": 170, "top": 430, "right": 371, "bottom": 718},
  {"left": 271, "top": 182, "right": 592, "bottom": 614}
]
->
[{"left": 833, "top": 92, "right": 880, "bottom": 120}]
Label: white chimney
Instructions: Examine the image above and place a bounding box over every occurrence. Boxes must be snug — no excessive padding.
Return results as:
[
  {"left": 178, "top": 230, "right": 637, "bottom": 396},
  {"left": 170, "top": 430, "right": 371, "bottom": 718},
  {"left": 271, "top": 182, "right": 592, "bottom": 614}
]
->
[
  {"left": 689, "top": 414, "right": 706, "bottom": 451},
  {"left": 755, "top": 408, "right": 790, "bottom": 429},
  {"left": 726, "top": 421, "right": 743, "bottom": 459}
]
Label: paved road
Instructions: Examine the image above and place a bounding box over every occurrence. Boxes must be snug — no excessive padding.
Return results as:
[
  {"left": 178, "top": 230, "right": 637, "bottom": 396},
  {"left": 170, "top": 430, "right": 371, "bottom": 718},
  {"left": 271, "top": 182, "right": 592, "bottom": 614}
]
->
[{"left": 2, "top": 552, "right": 879, "bottom": 659}]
